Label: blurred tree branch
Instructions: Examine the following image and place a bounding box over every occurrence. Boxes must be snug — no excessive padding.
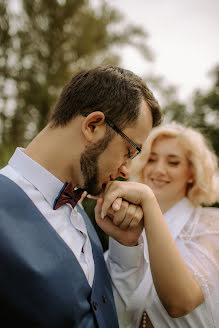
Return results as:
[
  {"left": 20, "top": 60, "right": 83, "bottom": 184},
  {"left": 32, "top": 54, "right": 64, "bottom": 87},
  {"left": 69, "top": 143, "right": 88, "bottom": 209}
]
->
[
  {"left": 0, "top": 0, "right": 152, "bottom": 167},
  {"left": 145, "top": 65, "right": 219, "bottom": 157}
]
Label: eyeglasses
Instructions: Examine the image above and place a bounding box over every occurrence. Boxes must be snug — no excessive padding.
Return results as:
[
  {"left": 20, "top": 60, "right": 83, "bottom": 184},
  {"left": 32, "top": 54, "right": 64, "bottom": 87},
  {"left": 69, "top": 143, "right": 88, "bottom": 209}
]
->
[{"left": 82, "top": 113, "right": 142, "bottom": 162}]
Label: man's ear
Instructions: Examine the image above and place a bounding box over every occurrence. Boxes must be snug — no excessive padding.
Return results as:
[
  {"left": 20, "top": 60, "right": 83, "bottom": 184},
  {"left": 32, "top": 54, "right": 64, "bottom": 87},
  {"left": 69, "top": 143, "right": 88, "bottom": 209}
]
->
[{"left": 82, "top": 111, "right": 106, "bottom": 142}]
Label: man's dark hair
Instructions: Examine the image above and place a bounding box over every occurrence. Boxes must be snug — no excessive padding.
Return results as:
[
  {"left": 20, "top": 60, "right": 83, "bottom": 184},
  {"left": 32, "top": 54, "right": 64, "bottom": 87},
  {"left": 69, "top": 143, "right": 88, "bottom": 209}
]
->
[{"left": 50, "top": 66, "right": 162, "bottom": 129}]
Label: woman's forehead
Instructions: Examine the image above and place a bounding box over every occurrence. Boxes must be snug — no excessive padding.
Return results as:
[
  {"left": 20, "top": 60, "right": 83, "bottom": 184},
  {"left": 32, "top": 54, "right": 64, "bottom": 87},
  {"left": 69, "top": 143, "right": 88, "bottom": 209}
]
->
[{"left": 152, "top": 135, "right": 188, "bottom": 156}]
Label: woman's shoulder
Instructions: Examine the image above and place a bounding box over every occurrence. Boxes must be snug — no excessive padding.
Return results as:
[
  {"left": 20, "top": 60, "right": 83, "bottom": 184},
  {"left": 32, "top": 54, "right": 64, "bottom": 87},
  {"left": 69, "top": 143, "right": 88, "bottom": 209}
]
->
[
  {"left": 199, "top": 206, "right": 219, "bottom": 222},
  {"left": 192, "top": 205, "right": 219, "bottom": 237},
  {"left": 188, "top": 206, "right": 219, "bottom": 265}
]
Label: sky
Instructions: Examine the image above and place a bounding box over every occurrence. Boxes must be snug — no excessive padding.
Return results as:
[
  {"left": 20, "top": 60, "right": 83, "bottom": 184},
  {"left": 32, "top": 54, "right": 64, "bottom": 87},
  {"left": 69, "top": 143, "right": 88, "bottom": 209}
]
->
[{"left": 110, "top": 0, "right": 219, "bottom": 101}]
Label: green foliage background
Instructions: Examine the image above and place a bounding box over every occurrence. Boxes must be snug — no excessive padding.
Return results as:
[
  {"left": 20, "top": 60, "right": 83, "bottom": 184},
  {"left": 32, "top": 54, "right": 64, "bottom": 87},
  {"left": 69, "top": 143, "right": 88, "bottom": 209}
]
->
[
  {"left": 0, "top": 0, "right": 218, "bottom": 249},
  {"left": 0, "top": 0, "right": 152, "bottom": 166}
]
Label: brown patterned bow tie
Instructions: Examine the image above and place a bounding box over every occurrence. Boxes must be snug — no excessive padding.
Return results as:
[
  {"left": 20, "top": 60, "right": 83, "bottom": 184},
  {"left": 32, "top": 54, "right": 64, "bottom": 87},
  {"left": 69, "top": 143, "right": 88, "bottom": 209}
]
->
[{"left": 53, "top": 182, "right": 84, "bottom": 210}]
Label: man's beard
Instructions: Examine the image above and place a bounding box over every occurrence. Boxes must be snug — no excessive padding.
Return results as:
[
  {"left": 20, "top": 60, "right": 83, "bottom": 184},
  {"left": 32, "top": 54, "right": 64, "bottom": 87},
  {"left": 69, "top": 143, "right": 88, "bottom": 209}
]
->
[{"left": 80, "top": 132, "right": 113, "bottom": 196}]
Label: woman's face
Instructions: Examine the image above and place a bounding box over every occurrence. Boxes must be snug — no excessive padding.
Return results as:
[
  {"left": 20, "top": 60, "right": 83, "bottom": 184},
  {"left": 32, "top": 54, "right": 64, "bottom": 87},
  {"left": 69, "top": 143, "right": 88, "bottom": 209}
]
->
[{"left": 143, "top": 136, "right": 193, "bottom": 211}]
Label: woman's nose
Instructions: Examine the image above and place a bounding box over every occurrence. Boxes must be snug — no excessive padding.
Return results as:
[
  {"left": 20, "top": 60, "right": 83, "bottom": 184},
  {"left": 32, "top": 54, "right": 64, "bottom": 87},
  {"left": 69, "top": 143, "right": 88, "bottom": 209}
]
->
[{"left": 153, "top": 160, "right": 166, "bottom": 173}]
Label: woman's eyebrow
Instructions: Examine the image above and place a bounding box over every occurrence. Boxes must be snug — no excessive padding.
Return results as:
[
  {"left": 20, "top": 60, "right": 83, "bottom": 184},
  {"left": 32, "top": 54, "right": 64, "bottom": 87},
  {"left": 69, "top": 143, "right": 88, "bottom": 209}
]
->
[
  {"left": 167, "top": 154, "right": 182, "bottom": 159},
  {"left": 150, "top": 152, "right": 180, "bottom": 157}
]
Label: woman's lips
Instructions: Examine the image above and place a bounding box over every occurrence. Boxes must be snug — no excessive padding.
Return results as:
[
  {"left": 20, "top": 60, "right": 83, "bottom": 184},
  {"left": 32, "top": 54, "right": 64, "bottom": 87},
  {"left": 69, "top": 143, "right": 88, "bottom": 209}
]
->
[{"left": 151, "top": 178, "right": 170, "bottom": 186}]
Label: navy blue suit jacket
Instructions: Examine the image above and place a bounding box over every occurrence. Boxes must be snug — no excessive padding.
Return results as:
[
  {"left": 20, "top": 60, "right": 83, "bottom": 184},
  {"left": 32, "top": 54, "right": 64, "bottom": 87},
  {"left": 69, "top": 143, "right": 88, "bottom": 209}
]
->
[{"left": 0, "top": 174, "right": 119, "bottom": 327}]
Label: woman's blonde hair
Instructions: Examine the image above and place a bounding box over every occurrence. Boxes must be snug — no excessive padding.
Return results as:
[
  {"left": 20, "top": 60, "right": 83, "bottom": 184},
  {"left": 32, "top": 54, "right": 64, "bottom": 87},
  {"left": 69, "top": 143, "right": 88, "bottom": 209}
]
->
[{"left": 131, "top": 122, "right": 219, "bottom": 206}]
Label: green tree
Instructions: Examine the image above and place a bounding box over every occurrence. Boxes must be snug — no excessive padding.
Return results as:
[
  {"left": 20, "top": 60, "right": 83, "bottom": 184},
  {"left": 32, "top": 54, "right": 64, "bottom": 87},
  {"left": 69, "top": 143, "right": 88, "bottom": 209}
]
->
[
  {"left": 151, "top": 65, "right": 219, "bottom": 156},
  {"left": 190, "top": 65, "right": 219, "bottom": 156},
  {"left": 0, "top": 0, "right": 152, "bottom": 167},
  {"left": 0, "top": 0, "right": 154, "bottom": 249},
  {"left": 145, "top": 74, "right": 189, "bottom": 125}
]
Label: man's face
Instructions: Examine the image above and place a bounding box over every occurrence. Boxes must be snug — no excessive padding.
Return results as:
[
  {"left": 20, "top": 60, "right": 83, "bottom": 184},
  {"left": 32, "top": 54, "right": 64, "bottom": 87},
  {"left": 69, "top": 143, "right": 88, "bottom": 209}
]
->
[{"left": 80, "top": 100, "right": 153, "bottom": 196}]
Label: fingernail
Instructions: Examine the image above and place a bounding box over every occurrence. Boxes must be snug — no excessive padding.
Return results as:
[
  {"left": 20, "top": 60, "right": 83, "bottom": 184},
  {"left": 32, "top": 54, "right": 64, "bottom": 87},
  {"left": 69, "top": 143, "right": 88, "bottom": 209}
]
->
[
  {"left": 101, "top": 210, "right": 105, "bottom": 219},
  {"left": 114, "top": 203, "right": 120, "bottom": 210}
]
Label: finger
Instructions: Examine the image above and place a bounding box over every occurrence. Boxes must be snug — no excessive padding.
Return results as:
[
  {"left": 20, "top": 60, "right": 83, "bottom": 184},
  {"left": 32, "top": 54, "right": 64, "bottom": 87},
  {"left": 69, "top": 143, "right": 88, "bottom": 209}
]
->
[
  {"left": 129, "top": 206, "right": 144, "bottom": 229},
  {"left": 94, "top": 198, "right": 104, "bottom": 222},
  {"left": 102, "top": 180, "right": 144, "bottom": 217},
  {"left": 119, "top": 204, "right": 137, "bottom": 230},
  {"left": 95, "top": 213, "right": 122, "bottom": 240},
  {"left": 112, "top": 197, "right": 123, "bottom": 212},
  {"left": 106, "top": 206, "right": 115, "bottom": 220},
  {"left": 106, "top": 197, "right": 126, "bottom": 220},
  {"left": 79, "top": 191, "right": 87, "bottom": 204},
  {"left": 112, "top": 200, "right": 129, "bottom": 226},
  {"left": 102, "top": 183, "right": 122, "bottom": 218},
  {"left": 87, "top": 193, "right": 103, "bottom": 200},
  {"left": 95, "top": 213, "right": 144, "bottom": 247}
]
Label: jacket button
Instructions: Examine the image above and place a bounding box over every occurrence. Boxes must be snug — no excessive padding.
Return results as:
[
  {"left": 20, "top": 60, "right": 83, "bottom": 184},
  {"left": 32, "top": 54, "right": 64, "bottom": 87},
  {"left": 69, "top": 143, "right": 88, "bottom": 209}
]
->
[
  {"left": 102, "top": 295, "right": 107, "bottom": 303},
  {"left": 93, "top": 301, "right": 98, "bottom": 311}
]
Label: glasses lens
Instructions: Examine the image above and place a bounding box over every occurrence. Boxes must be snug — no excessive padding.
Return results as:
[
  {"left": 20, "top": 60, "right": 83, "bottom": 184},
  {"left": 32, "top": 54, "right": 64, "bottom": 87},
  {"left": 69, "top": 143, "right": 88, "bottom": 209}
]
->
[
  {"left": 126, "top": 149, "right": 140, "bottom": 163},
  {"left": 131, "top": 150, "right": 140, "bottom": 160}
]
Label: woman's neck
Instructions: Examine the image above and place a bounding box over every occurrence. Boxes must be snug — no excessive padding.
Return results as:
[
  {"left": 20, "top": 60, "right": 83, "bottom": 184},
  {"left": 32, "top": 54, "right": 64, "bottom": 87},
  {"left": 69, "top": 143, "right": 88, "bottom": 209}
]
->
[{"left": 158, "top": 197, "right": 185, "bottom": 214}]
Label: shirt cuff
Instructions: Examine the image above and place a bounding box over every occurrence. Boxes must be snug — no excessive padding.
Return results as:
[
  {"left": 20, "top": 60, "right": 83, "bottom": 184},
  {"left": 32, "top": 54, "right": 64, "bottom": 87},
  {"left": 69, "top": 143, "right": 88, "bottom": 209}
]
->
[{"left": 108, "top": 235, "right": 144, "bottom": 268}]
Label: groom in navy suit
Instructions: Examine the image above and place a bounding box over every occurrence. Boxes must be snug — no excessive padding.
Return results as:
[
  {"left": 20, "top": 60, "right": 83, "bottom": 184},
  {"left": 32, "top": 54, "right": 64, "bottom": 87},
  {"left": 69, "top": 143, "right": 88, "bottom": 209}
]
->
[{"left": 0, "top": 66, "right": 161, "bottom": 327}]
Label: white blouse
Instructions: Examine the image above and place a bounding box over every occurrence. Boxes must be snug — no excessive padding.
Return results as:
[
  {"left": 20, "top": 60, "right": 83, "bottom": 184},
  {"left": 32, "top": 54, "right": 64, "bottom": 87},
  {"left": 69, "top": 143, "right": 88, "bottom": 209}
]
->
[{"left": 119, "top": 198, "right": 219, "bottom": 328}]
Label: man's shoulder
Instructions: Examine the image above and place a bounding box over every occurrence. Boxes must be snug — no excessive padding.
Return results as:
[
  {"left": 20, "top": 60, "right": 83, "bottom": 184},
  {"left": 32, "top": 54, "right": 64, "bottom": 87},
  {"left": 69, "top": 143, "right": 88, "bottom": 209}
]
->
[
  {"left": 0, "top": 173, "right": 29, "bottom": 205},
  {"left": 0, "top": 165, "right": 20, "bottom": 183},
  {"left": 0, "top": 171, "right": 15, "bottom": 186}
]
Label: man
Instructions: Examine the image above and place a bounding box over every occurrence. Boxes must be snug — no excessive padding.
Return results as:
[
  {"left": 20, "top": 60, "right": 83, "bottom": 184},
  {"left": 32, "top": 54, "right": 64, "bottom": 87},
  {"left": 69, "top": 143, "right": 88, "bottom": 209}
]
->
[{"left": 0, "top": 66, "right": 161, "bottom": 327}]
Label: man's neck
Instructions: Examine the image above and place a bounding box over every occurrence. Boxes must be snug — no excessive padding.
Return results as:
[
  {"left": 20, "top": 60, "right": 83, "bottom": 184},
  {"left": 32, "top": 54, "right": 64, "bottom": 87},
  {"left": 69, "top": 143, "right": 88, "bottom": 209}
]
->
[{"left": 24, "top": 125, "right": 80, "bottom": 185}]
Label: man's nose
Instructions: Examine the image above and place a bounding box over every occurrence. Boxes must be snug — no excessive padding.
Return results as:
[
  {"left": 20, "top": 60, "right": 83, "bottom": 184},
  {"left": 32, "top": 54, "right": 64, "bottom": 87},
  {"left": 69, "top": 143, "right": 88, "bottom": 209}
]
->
[{"left": 118, "top": 161, "right": 132, "bottom": 179}]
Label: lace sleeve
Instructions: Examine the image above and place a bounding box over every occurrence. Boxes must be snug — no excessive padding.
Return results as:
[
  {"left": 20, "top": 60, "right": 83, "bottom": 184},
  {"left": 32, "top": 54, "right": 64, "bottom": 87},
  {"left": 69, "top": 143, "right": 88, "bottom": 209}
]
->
[{"left": 178, "top": 207, "right": 219, "bottom": 323}]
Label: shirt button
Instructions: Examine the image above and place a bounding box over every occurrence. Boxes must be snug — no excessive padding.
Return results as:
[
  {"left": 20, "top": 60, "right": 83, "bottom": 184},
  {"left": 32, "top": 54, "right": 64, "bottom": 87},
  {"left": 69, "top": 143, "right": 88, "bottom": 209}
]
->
[
  {"left": 93, "top": 301, "right": 98, "bottom": 311},
  {"left": 102, "top": 295, "right": 107, "bottom": 303}
]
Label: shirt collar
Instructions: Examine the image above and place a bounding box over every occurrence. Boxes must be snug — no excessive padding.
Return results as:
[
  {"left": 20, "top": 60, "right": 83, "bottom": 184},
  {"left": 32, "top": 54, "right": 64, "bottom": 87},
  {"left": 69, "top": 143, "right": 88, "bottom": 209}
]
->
[
  {"left": 163, "top": 197, "right": 195, "bottom": 239},
  {"left": 8, "top": 147, "right": 64, "bottom": 208}
]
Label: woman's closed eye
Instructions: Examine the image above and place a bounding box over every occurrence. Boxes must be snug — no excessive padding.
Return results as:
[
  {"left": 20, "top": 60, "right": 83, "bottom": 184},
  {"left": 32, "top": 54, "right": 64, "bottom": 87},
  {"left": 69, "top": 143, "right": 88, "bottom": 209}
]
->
[{"left": 169, "top": 161, "right": 180, "bottom": 166}]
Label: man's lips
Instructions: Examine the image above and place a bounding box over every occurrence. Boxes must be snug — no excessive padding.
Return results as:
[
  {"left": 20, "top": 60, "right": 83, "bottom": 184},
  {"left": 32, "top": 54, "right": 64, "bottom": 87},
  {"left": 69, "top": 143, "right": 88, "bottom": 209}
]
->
[
  {"left": 86, "top": 181, "right": 108, "bottom": 200},
  {"left": 87, "top": 178, "right": 114, "bottom": 199}
]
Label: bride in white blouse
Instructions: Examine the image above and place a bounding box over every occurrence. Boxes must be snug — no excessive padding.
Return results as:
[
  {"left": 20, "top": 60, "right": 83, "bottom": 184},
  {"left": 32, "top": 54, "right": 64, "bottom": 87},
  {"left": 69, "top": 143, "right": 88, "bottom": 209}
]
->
[{"left": 128, "top": 122, "right": 219, "bottom": 328}]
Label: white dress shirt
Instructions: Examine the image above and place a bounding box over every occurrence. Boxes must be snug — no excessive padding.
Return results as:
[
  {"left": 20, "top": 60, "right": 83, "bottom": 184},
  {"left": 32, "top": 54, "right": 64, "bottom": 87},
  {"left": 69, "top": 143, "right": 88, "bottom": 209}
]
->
[{"left": 0, "top": 148, "right": 147, "bottom": 310}]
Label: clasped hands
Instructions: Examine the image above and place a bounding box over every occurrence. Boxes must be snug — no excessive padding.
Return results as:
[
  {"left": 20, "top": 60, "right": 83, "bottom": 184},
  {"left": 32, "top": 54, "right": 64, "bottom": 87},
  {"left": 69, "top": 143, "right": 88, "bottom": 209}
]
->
[{"left": 92, "top": 180, "right": 153, "bottom": 246}]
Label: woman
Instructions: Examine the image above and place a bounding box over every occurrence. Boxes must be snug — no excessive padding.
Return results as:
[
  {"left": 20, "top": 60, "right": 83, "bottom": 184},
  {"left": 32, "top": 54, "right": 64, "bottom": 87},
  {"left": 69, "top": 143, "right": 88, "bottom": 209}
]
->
[{"left": 130, "top": 122, "right": 219, "bottom": 328}]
